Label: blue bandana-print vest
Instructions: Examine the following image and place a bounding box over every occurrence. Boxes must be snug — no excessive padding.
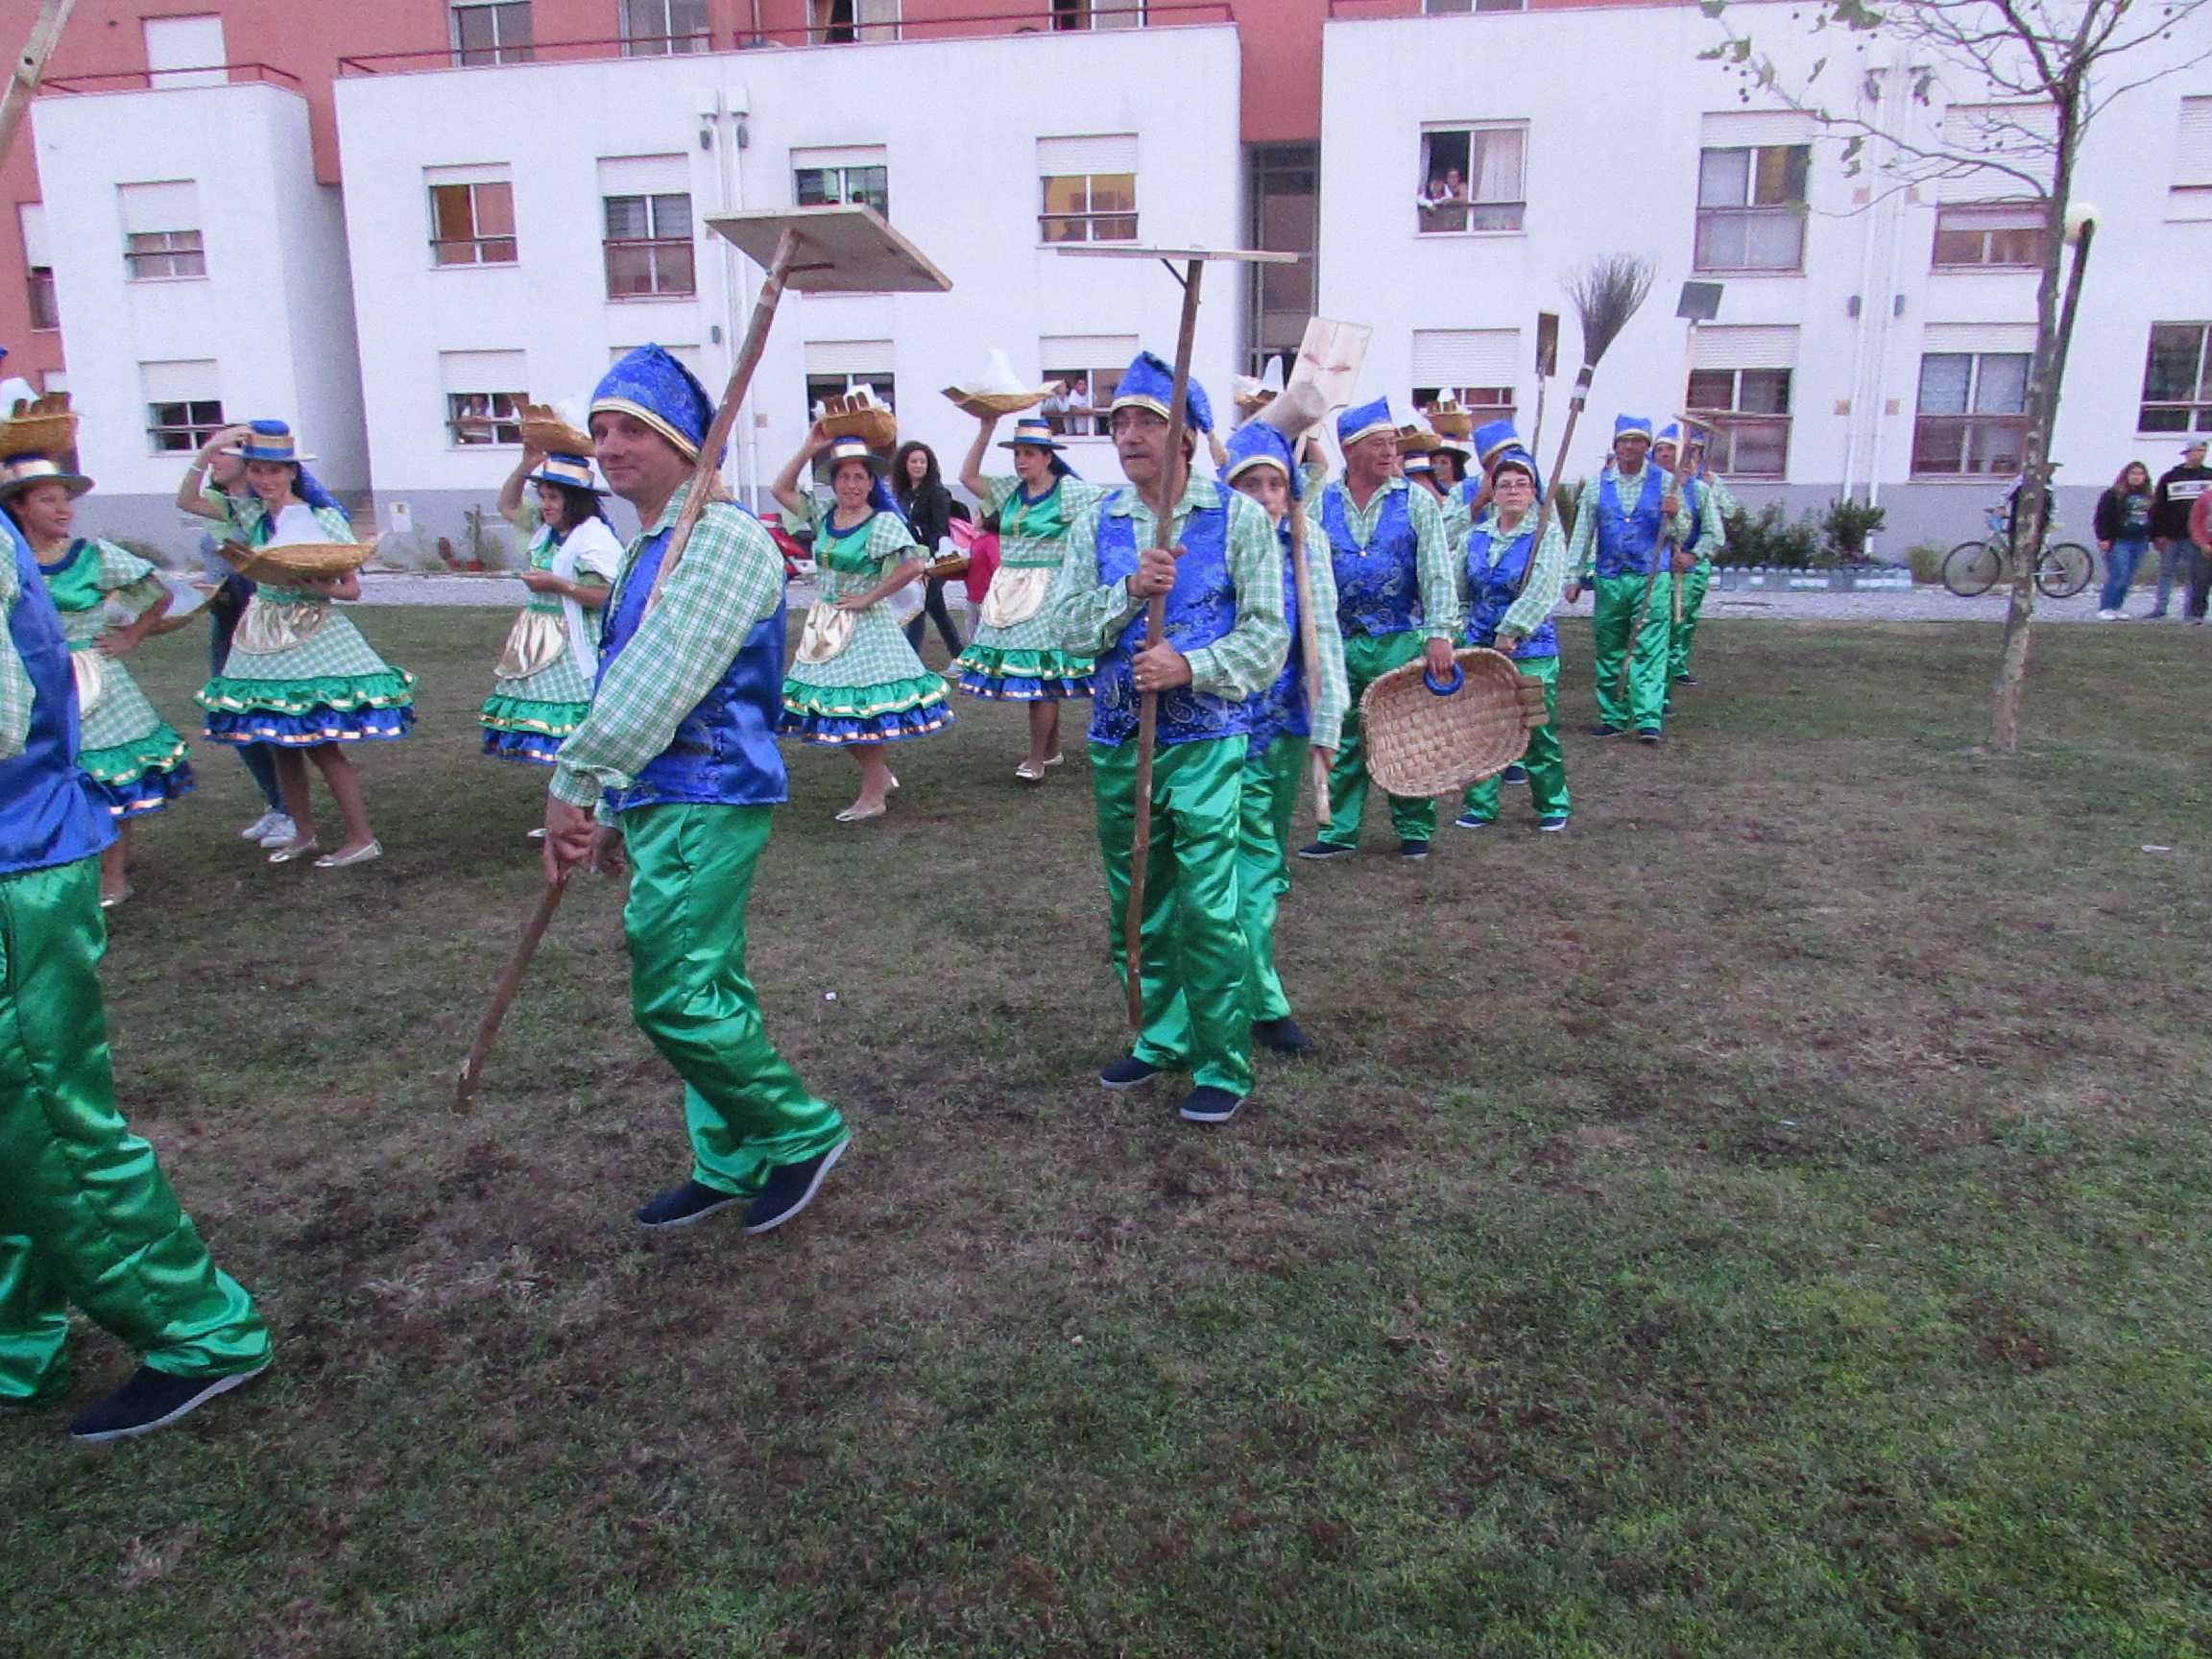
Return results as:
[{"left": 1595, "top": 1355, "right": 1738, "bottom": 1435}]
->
[
  {"left": 1320, "top": 483, "right": 1422, "bottom": 637},
  {"left": 1462, "top": 519, "right": 1557, "bottom": 661},
  {"left": 0, "top": 522, "right": 111, "bottom": 875},
  {"left": 595, "top": 506, "right": 790, "bottom": 811},
  {"left": 1592, "top": 466, "right": 1669, "bottom": 580},
  {"left": 1246, "top": 520, "right": 1308, "bottom": 754},
  {"left": 1090, "top": 495, "right": 1251, "bottom": 750}
]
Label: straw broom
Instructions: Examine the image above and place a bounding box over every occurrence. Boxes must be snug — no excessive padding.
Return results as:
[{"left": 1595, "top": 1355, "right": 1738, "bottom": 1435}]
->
[{"left": 1534, "top": 256, "right": 1655, "bottom": 606}]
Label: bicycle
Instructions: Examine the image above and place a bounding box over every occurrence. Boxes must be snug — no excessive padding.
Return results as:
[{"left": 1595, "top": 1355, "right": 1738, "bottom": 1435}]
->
[{"left": 1941, "top": 506, "right": 2094, "bottom": 599}]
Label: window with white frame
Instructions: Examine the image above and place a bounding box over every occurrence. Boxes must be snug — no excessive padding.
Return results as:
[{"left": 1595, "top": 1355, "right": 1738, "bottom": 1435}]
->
[
  {"left": 600, "top": 155, "right": 692, "bottom": 298},
  {"left": 793, "top": 146, "right": 889, "bottom": 218},
  {"left": 1415, "top": 124, "right": 1525, "bottom": 233},
  {"left": 18, "top": 204, "right": 56, "bottom": 332},
  {"left": 1932, "top": 202, "right": 2048, "bottom": 269},
  {"left": 1695, "top": 143, "right": 1809, "bottom": 272},
  {"left": 2172, "top": 98, "right": 2212, "bottom": 222},
  {"left": 427, "top": 166, "right": 517, "bottom": 266},
  {"left": 118, "top": 181, "right": 205, "bottom": 279},
  {"left": 1051, "top": 0, "right": 1141, "bottom": 27},
  {"left": 1038, "top": 135, "right": 1137, "bottom": 244},
  {"left": 2139, "top": 323, "right": 2212, "bottom": 435},
  {"left": 141, "top": 360, "right": 224, "bottom": 454},
  {"left": 812, "top": 0, "right": 901, "bottom": 41},
  {"left": 1913, "top": 348, "right": 2031, "bottom": 476},
  {"left": 442, "top": 350, "right": 528, "bottom": 446},
  {"left": 143, "top": 15, "right": 226, "bottom": 88},
  {"left": 1410, "top": 328, "right": 1517, "bottom": 418},
  {"left": 452, "top": 1, "right": 533, "bottom": 65},
  {"left": 1687, "top": 325, "right": 1795, "bottom": 480},
  {"left": 1041, "top": 335, "right": 1138, "bottom": 436},
  {"left": 804, "top": 342, "right": 895, "bottom": 479},
  {"left": 622, "top": 0, "right": 708, "bottom": 55}
]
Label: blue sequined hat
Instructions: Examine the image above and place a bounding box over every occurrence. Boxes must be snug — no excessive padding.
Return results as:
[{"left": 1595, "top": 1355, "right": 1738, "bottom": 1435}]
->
[
  {"left": 592, "top": 344, "right": 717, "bottom": 462},
  {"left": 525, "top": 452, "right": 608, "bottom": 495},
  {"left": 1337, "top": 396, "right": 1395, "bottom": 450},
  {"left": 1110, "top": 351, "right": 1214, "bottom": 433},
  {"left": 1220, "top": 420, "right": 1302, "bottom": 500},
  {"left": 1613, "top": 413, "right": 1655, "bottom": 445},
  {"left": 237, "top": 419, "right": 316, "bottom": 464},
  {"left": 1490, "top": 445, "right": 1542, "bottom": 488},
  {"left": 1654, "top": 422, "right": 1683, "bottom": 449},
  {"left": 1470, "top": 419, "right": 1523, "bottom": 467}
]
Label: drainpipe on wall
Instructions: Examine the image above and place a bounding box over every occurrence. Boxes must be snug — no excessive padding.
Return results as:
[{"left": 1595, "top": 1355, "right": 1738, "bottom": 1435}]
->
[
  {"left": 1864, "top": 56, "right": 1919, "bottom": 513},
  {"left": 1839, "top": 66, "right": 1887, "bottom": 501}
]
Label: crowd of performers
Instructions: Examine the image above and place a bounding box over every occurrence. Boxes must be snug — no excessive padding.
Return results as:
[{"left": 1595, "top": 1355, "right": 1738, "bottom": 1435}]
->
[{"left": 0, "top": 343, "right": 1732, "bottom": 1442}]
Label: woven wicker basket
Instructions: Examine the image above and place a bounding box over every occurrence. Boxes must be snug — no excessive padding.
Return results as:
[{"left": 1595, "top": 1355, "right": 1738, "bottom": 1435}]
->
[
  {"left": 0, "top": 395, "right": 79, "bottom": 460},
  {"left": 1394, "top": 425, "right": 1439, "bottom": 456},
  {"left": 518, "top": 405, "right": 595, "bottom": 457},
  {"left": 220, "top": 538, "right": 377, "bottom": 586},
  {"left": 942, "top": 386, "right": 1054, "bottom": 420},
  {"left": 924, "top": 547, "right": 971, "bottom": 580},
  {"left": 1429, "top": 406, "right": 1474, "bottom": 439},
  {"left": 1360, "top": 647, "right": 1549, "bottom": 797},
  {"left": 820, "top": 406, "right": 898, "bottom": 448}
]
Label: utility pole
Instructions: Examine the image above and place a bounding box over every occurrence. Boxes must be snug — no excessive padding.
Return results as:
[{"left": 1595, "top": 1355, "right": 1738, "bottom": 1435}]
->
[{"left": 0, "top": 0, "right": 75, "bottom": 164}]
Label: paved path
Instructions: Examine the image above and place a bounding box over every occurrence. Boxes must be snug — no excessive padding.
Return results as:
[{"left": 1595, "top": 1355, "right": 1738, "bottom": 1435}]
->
[{"left": 360, "top": 571, "right": 2181, "bottom": 628}]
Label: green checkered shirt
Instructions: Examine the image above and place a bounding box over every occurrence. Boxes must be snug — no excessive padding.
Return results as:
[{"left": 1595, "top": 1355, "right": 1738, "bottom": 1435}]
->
[
  {"left": 1048, "top": 471, "right": 1288, "bottom": 704},
  {"left": 1286, "top": 516, "right": 1353, "bottom": 752},
  {"left": 549, "top": 481, "right": 786, "bottom": 809},
  {"left": 0, "top": 548, "right": 28, "bottom": 761}
]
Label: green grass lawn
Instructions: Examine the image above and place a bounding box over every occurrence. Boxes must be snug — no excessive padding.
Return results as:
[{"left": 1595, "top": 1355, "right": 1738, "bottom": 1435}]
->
[{"left": 8, "top": 608, "right": 2212, "bottom": 1658}]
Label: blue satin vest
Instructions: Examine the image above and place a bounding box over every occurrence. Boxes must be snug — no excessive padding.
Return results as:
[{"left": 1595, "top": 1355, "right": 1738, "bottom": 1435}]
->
[
  {"left": 1682, "top": 477, "right": 1710, "bottom": 565},
  {"left": 1320, "top": 483, "right": 1423, "bottom": 637},
  {"left": 1592, "top": 466, "right": 1669, "bottom": 580},
  {"left": 1090, "top": 494, "right": 1251, "bottom": 750},
  {"left": 1247, "top": 519, "right": 1308, "bottom": 754},
  {"left": 0, "top": 520, "right": 113, "bottom": 876},
  {"left": 1462, "top": 519, "right": 1557, "bottom": 661},
  {"left": 595, "top": 506, "right": 789, "bottom": 813}
]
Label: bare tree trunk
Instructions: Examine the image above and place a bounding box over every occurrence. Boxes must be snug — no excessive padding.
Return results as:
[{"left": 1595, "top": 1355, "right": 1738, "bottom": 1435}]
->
[{"left": 1985, "top": 106, "right": 2082, "bottom": 754}]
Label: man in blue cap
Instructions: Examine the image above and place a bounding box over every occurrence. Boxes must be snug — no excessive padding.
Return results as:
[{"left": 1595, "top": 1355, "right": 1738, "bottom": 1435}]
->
[
  {"left": 1653, "top": 422, "right": 1728, "bottom": 692},
  {"left": 1564, "top": 415, "right": 1689, "bottom": 742},
  {"left": 0, "top": 504, "right": 272, "bottom": 1443},
  {"left": 1048, "top": 350, "right": 1288, "bottom": 1124},
  {"left": 543, "top": 345, "right": 850, "bottom": 1234},
  {"left": 1299, "top": 397, "right": 1460, "bottom": 861}
]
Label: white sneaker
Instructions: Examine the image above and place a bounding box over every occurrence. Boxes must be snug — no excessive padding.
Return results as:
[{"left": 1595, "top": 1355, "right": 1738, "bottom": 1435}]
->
[
  {"left": 255, "top": 813, "right": 298, "bottom": 849},
  {"left": 239, "top": 809, "right": 284, "bottom": 841},
  {"left": 2097, "top": 609, "right": 2122, "bottom": 620}
]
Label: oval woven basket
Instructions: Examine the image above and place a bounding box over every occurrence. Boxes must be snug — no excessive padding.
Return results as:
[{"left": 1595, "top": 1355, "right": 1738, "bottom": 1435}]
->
[
  {"left": 821, "top": 407, "right": 899, "bottom": 449},
  {"left": 942, "top": 387, "right": 1050, "bottom": 420},
  {"left": 1430, "top": 409, "right": 1474, "bottom": 439},
  {"left": 1360, "top": 647, "right": 1533, "bottom": 797},
  {"left": 0, "top": 411, "right": 80, "bottom": 459},
  {"left": 221, "top": 539, "right": 377, "bottom": 586},
  {"left": 924, "top": 549, "right": 971, "bottom": 580}
]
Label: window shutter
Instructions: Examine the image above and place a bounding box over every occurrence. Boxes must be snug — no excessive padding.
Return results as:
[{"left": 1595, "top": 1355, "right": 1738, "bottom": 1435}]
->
[
  {"left": 790, "top": 144, "right": 889, "bottom": 174},
  {"left": 1693, "top": 325, "right": 1801, "bottom": 370},
  {"left": 424, "top": 162, "right": 513, "bottom": 188},
  {"left": 2176, "top": 97, "right": 2212, "bottom": 185},
  {"left": 1700, "top": 110, "right": 1815, "bottom": 148},
  {"left": 1038, "top": 134, "right": 1139, "bottom": 177},
  {"left": 1410, "top": 327, "right": 1518, "bottom": 385},
  {"left": 1923, "top": 323, "right": 2037, "bottom": 355},
  {"left": 117, "top": 180, "right": 200, "bottom": 235},
  {"left": 139, "top": 358, "right": 219, "bottom": 402},
  {"left": 1937, "top": 102, "right": 2057, "bottom": 201},
  {"left": 1041, "top": 333, "right": 1139, "bottom": 366},
  {"left": 804, "top": 338, "right": 894, "bottom": 374},
  {"left": 597, "top": 154, "right": 690, "bottom": 195},
  {"left": 17, "top": 204, "right": 47, "bottom": 269},
  {"left": 441, "top": 349, "right": 528, "bottom": 391}
]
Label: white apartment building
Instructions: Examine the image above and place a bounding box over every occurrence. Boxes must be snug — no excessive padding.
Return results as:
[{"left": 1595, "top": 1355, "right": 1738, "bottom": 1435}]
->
[{"left": 23, "top": 5, "right": 2212, "bottom": 560}]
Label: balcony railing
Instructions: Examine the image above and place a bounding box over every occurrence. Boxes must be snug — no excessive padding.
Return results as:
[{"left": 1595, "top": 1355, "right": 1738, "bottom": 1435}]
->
[
  {"left": 340, "top": 5, "right": 1233, "bottom": 73},
  {"left": 42, "top": 61, "right": 303, "bottom": 93}
]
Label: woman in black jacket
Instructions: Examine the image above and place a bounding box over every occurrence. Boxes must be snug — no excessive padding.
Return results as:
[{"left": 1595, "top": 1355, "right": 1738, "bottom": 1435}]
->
[
  {"left": 893, "top": 442, "right": 965, "bottom": 664},
  {"left": 2092, "top": 460, "right": 2154, "bottom": 618}
]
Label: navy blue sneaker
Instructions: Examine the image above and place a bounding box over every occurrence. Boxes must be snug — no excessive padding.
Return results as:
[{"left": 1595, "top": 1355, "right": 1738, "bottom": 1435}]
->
[
  {"left": 1099, "top": 1055, "right": 1164, "bottom": 1089},
  {"left": 636, "top": 1180, "right": 745, "bottom": 1230},
  {"left": 1296, "top": 841, "right": 1354, "bottom": 861},
  {"left": 68, "top": 1362, "right": 268, "bottom": 1444},
  {"left": 1537, "top": 815, "right": 1571, "bottom": 833},
  {"left": 1588, "top": 724, "right": 1624, "bottom": 738},
  {"left": 1637, "top": 728, "right": 1663, "bottom": 745},
  {"left": 1673, "top": 674, "right": 1701, "bottom": 686},
  {"left": 743, "top": 1138, "right": 849, "bottom": 1236},
  {"left": 1454, "top": 812, "right": 1491, "bottom": 830},
  {"left": 1179, "top": 1087, "right": 1245, "bottom": 1124},
  {"left": 1501, "top": 763, "right": 1530, "bottom": 784},
  {"left": 1399, "top": 839, "right": 1430, "bottom": 859},
  {"left": 1256, "top": 1017, "right": 1314, "bottom": 1056}
]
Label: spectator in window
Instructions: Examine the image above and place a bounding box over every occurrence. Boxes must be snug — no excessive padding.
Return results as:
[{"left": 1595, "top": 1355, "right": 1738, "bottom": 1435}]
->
[
  {"left": 1418, "top": 170, "right": 1468, "bottom": 233},
  {"left": 892, "top": 441, "right": 965, "bottom": 666},
  {"left": 2151, "top": 439, "right": 2211, "bottom": 620},
  {"left": 2092, "top": 460, "right": 2155, "bottom": 620}
]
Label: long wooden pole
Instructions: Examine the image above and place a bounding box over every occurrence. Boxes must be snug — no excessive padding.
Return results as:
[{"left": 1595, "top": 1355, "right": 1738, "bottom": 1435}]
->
[
  {"left": 1123, "top": 258, "right": 1206, "bottom": 1032},
  {"left": 1285, "top": 482, "right": 1333, "bottom": 826},
  {"left": 459, "top": 225, "right": 805, "bottom": 1109},
  {"left": 0, "top": 0, "right": 73, "bottom": 164}
]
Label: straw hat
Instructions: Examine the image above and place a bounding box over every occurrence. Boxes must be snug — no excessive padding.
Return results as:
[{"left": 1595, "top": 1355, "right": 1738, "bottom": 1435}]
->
[{"left": 0, "top": 452, "right": 93, "bottom": 502}]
